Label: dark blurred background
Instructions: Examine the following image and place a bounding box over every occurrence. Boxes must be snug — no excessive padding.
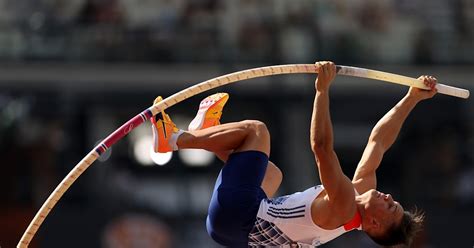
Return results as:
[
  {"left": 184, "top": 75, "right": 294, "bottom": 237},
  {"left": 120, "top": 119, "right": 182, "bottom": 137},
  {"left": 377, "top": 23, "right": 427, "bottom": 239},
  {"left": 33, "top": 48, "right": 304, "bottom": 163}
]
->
[{"left": 0, "top": 0, "right": 473, "bottom": 247}]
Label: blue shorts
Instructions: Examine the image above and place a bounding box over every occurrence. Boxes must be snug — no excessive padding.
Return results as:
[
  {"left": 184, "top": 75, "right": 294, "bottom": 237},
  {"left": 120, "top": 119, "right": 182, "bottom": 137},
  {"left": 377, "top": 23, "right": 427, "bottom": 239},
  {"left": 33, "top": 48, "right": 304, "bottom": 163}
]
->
[{"left": 206, "top": 151, "right": 269, "bottom": 247}]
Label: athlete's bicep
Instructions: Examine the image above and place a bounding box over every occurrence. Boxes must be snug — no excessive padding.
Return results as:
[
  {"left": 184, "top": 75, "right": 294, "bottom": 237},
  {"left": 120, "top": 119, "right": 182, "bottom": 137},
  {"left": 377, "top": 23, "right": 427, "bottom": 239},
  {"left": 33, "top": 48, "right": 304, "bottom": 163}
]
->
[{"left": 352, "top": 142, "right": 384, "bottom": 193}]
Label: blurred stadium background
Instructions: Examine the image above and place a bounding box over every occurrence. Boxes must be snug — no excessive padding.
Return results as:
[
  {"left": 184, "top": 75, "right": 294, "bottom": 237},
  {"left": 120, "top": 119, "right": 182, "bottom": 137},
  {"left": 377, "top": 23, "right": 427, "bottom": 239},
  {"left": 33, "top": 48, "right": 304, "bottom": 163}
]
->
[{"left": 0, "top": 0, "right": 473, "bottom": 247}]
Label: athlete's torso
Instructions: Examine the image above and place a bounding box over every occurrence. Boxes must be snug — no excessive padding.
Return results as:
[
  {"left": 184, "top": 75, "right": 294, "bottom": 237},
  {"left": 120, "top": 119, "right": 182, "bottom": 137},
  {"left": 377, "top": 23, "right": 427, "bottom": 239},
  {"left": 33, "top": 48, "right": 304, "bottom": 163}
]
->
[{"left": 248, "top": 185, "right": 361, "bottom": 247}]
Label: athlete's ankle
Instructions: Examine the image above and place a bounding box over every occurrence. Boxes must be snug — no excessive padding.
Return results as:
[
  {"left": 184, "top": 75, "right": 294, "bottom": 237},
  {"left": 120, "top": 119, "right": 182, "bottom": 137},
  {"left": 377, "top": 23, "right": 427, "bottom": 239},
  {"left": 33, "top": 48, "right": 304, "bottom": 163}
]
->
[{"left": 170, "top": 129, "right": 184, "bottom": 151}]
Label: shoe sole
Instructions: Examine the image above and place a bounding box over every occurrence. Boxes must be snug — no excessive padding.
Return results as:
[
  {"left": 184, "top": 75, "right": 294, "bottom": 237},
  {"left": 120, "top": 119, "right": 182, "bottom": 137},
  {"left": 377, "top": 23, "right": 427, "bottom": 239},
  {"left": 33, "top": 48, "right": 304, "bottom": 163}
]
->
[
  {"left": 152, "top": 120, "right": 160, "bottom": 153},
  {"left": 188, "top": 93, "right": 228, "bottom": 131},
  {"left": 151, "top": 96, "right": 172, "bottom": 153},
  {"left": 152, "top": 113, "right": 169, "bottom": 153}
]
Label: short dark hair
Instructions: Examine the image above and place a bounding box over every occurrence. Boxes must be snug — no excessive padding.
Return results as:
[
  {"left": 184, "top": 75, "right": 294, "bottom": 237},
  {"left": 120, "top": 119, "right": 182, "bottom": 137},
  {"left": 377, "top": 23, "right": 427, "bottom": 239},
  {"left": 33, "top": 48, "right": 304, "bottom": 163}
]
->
[{"left": 370, "top": 208, "right": 425, "bottom": 247}]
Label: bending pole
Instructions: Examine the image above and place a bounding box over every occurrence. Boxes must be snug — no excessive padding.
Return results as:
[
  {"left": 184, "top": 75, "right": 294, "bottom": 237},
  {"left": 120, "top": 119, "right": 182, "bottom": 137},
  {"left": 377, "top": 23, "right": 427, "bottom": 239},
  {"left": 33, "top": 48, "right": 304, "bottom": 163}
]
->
[{"left": 17, "top": 64, "right": 469, "bottom": 247}]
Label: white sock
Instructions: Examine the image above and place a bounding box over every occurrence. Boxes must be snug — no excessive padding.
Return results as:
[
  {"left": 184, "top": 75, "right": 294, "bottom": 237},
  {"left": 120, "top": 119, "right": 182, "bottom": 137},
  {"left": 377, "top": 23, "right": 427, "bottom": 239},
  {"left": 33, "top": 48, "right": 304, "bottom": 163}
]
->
[{"left": 169, "top": 129, "right": 184, "bottom": 151}]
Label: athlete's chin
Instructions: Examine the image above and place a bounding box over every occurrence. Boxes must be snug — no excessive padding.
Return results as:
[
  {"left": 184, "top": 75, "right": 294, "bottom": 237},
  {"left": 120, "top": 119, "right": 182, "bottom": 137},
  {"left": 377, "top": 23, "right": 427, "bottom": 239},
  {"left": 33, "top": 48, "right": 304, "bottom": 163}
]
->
[{"left": 368, "top": 189, "right": 387, "bottom": 203}]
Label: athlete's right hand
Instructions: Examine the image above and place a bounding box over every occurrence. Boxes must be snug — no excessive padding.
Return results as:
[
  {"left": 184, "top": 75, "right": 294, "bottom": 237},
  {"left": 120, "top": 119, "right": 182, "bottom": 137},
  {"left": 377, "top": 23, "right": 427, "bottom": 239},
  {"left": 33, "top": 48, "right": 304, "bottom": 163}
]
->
[
  {"left": 315, "top": 61, "right": 336, "bottom": 92},
  {"left": 408, "top": 75, "right": 438, "bottom": 101}
]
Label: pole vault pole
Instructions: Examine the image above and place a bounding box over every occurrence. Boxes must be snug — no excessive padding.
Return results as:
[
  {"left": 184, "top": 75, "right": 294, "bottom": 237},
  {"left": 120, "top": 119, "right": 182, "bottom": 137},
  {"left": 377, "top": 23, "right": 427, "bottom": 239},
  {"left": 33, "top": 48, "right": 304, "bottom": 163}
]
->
[{"left": 18, "top": 64, "right": 469, "bottom": 247}]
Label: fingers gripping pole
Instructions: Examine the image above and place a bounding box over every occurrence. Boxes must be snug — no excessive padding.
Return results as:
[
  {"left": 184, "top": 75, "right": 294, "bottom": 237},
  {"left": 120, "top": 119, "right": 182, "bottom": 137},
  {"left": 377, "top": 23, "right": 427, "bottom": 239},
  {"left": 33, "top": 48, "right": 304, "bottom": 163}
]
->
[{"left": 18, "top": 64, "right": 469, "bottom": 247}]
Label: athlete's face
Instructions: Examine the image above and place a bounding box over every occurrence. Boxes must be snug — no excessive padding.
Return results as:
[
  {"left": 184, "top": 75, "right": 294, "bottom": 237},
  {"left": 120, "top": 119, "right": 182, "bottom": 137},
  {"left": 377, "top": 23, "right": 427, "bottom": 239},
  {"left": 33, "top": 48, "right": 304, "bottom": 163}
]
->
[{"left": 364, "top": 190, "right": 404, "bottom": 232}]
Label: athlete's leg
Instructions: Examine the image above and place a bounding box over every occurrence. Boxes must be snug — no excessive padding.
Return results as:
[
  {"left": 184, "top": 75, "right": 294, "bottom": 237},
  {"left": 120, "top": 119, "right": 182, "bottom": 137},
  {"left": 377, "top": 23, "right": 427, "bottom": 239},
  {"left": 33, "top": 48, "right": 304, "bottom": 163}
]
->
[
  {"left": 154, "top": 93, "right": 276, "bottom": 246},
  {"left": 261, "top": 161, "right": 282, "bottom": 198},
  {"left": 187, "top": 93, "right": 281, "bottom": 197},
  {"left": 177, "top": 120, "right": 270, "bottom": 156},
  {"left": 153, "top": 93, "right": 280, "bottom": 196},
  {"left": 151, "top": 96, "right": 269, "bottom": 156},
  {"left": 184, "top": 92, "right": 269, "bottom": 156}
]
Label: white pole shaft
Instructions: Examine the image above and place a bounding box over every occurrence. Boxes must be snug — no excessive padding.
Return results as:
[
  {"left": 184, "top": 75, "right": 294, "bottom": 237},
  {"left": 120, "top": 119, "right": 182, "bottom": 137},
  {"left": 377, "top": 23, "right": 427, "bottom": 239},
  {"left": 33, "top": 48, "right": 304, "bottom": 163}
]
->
[{"left": 336, "top": 66, "right": 469, "bottom": 99}]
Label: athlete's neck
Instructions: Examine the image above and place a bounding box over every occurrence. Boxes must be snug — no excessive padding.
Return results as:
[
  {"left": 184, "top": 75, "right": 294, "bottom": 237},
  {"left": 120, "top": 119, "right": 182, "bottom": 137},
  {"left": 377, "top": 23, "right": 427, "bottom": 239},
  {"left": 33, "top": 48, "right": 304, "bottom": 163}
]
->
[
  {"left": 355, "top": 195, "right": 368, "bottom": 219},
  {"left": 354, "top": 194, "right": 371, "bottom": 230}
]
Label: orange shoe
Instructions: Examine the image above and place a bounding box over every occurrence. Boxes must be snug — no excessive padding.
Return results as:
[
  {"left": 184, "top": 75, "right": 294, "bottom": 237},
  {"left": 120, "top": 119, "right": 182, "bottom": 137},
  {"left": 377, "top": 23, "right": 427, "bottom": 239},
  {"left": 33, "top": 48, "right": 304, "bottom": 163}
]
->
[
  {"left": 151, "top": 96, "right": 181, "bottom": 153},
  {"left": 188, "top": 93, "right": 229, "bottom": 131}
]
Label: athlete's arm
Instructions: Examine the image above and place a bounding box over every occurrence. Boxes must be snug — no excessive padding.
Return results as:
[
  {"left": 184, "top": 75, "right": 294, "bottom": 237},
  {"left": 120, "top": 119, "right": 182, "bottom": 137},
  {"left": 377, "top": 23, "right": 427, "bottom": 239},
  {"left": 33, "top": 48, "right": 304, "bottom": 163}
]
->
[
  {"left": 352, "top": 76, "right": 438, "bottom": 193},
  {"left": 311, "top": 61, "right": 354, "bottom": 212}
]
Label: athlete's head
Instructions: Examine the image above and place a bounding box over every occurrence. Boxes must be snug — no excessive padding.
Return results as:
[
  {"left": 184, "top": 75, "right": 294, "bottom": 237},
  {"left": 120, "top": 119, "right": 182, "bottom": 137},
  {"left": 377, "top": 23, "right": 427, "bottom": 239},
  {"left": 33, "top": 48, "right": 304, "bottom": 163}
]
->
[{"left": 360, "top": 189, "right": 424, "bottom": 246}]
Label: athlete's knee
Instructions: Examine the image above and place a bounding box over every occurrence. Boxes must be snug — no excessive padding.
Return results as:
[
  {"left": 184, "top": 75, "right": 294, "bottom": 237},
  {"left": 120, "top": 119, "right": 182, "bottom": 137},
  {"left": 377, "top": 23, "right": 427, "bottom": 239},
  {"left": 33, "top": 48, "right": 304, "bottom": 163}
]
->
[
  {"left": 240, "top": 120, "right": 269, "bottom": 137},
  {"left": 235, "top": 120, "right": 270, "bottom": 155}
]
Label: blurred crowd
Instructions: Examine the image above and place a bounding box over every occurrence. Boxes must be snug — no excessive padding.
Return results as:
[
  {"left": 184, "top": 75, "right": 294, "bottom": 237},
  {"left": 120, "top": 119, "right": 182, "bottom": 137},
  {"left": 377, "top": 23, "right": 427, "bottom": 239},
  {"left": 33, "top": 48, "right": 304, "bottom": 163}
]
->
[
  {"left": 1, "top": 0, "right": 473, "bottom": 247},
  {"left": 0, "top": 0, "right": 473, "bottom": 64}
]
